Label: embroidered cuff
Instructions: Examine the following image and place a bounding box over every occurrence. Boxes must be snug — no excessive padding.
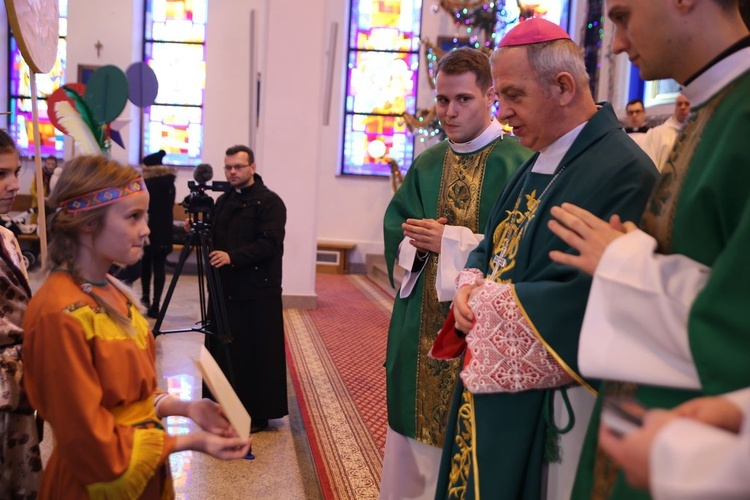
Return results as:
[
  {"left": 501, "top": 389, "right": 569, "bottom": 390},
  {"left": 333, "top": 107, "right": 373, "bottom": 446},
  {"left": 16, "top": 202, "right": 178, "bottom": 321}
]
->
[
  {"left": 456, "top": 268, "right": 484, "bottom": 291},
  {"left": 460, "top": 281, "right": 573, "bottom": 394}
]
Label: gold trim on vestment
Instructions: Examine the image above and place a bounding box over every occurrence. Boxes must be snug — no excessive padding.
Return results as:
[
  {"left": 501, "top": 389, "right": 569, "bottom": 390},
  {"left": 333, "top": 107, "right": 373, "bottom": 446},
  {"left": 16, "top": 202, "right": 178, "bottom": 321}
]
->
[
  {"left": 511, "top": 286, "right": 597, "bottom": 396},
  {"left": 641, "top": 86, "right": 732, "bottom": 253},
  {"left": 447, "top": 389, "right": 476, "bottom": 500},
  {"left": 414, "top": 143, "right": 495, "bottom": 447},
  {"left": 488, "top": 188, "right": 543, "bottom": 282},
  {"left": 469, "top": 391, "right": 480, "bottom": 499},
  {"left": 590, "top": 381, "right": 639, "bottom": 500}
]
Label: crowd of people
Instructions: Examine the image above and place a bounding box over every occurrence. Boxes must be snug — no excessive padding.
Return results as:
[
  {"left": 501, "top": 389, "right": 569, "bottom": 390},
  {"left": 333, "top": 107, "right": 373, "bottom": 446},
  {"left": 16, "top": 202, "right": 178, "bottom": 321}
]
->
[
  {"left": 384, "top": 0, "right": 750, "bottom": 499},
  {"left": 1, "top": 0, "right": 748, "bottom": 498}
]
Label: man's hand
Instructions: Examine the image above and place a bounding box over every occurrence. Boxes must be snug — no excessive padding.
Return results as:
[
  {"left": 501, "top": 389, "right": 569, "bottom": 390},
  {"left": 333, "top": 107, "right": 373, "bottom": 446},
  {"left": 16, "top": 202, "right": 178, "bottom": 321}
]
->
[
  {"left": 209, "top": 250, "right": 231, "bottom": 268},
  {"left": 183, "top": 217, "right": 191, "bottom": 232},
  {"left": 403, "top": 217, "right": 448, "bottom": 254},
  {"left": 598, "top": 409, "right": 676, "bottom": 490},
  {"left": 547, "top": 203, "right": 637, "bottom": 275},
  {"left": 672, "top": 396, "right": 744, "bottom": 434},
  {"left": 453, "top": 279, "right": 483, "bottom": 332}
]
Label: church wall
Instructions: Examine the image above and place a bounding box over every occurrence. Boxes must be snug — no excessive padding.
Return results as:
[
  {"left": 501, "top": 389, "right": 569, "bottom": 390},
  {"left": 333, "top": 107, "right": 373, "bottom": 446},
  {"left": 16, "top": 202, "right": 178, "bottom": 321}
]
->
[
  {"left": 2, "top": 0, "right": 651, "bottom": 302},
  {"left": 314, "top": 0, "right": 594, "bottom": 270},
  {"left": 3, "top": 0, "right": 324, "bottom": 303}
]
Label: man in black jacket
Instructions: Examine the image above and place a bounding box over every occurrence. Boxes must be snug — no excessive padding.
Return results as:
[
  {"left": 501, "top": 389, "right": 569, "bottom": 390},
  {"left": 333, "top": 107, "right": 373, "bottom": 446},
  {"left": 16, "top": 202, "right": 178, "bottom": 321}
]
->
[{"left": 205, "top": 144, "right": 288, "bottom": 433}]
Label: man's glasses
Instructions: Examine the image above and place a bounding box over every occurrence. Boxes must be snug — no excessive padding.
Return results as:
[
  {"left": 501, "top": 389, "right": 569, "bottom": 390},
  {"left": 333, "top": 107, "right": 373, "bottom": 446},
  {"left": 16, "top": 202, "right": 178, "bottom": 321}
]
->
[
  {"left": 626, "top": 109, "right": 645, "bottom": 115},
  {"left": 224, "top": 164, "right": 251, "bottom": 172}
]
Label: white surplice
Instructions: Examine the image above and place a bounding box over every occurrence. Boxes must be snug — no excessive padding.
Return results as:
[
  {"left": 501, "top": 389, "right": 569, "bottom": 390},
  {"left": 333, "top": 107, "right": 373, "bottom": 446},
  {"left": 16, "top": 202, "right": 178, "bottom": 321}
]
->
[
  {"left": 578, "top": 48, "right": 750, "bottom": 388},
  {"left": 650, "top": 387, "right": 750, "bottom": 499}
]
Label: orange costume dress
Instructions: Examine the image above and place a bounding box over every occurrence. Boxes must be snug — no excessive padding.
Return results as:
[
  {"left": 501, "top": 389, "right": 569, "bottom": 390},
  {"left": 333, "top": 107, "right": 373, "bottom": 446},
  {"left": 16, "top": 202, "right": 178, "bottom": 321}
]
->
[{"left": 23, "top": 271, "right": 176, "bottom": 499}]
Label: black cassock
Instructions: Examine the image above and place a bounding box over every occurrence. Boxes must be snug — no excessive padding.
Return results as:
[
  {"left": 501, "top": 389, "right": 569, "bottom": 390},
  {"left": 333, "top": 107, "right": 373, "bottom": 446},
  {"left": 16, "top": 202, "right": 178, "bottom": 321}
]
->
[{"left": 204, "top": 174, "right": 288, "bottom": 420}]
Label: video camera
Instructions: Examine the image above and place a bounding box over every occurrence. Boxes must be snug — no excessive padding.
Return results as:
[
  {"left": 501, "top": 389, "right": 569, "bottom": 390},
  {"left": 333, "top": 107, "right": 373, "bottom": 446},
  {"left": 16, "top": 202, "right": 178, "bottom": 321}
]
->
[{"left": 182, "top": 163, "right": 230, "bottom": 220}]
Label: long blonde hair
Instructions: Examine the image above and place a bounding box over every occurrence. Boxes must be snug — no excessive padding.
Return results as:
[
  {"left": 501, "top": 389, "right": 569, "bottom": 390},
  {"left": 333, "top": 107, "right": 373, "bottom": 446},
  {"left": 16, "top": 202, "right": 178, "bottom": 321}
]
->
[{"left": 48, "top": 155, "right": 145, "bottom": 330}]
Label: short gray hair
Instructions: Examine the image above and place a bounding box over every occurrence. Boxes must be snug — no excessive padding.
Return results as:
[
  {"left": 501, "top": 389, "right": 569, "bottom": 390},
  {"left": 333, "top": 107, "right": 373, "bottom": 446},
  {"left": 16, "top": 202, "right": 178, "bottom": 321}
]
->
[{"left": 491, "top": 39, "right": 590, "bottom": 96}]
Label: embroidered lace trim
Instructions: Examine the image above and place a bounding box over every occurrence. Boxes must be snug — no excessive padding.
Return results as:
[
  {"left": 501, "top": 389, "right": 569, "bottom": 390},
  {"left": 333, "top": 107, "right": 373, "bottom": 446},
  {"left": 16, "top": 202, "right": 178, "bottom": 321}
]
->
[
  {"left": 460, "top": 281, "right": 573, "bottom": 394},
  {"left": 456, "top": 268, "right": 484, "bottom": 290}
]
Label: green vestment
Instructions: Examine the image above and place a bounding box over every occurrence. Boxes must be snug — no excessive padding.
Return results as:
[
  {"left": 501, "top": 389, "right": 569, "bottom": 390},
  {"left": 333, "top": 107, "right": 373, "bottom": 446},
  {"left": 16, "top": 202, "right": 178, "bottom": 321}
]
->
[
  {"left": 435, "top": 104, "right": 658, "bottom": 499},
  {"left": 572, "top": 63, "right": 750, "bottom": 500},
  {"left": 383, "top": 134, "right": 531, "bottom": 447}
]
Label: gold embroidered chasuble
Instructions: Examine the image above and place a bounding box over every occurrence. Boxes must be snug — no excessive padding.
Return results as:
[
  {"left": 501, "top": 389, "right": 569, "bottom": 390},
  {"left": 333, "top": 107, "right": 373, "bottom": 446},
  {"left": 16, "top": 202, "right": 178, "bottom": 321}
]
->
[
  {"left": 383, "top": 130, "right": 532, "bottom": 449},
  {"left": 415, "top": 144, "right": 495, "bottom": 447}
]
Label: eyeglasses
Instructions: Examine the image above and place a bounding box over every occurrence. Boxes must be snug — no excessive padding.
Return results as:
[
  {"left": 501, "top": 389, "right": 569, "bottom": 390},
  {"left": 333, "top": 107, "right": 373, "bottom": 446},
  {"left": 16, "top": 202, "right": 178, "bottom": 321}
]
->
[
  {"left": 626, "top": 109, "right": 645, "bottom": 115},
  {"left": 224, "top": 164, "right": 251, "bottom": 172}
]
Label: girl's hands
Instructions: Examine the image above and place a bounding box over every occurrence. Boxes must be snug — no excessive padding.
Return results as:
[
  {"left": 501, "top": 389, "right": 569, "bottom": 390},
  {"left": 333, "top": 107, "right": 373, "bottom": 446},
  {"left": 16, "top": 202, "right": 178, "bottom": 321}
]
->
[
  {"left": 175, "top": 432, "right": 251, "bottom": 460},
  {"left": 187, "top": 398, "right": 238, "bottom": 437}
]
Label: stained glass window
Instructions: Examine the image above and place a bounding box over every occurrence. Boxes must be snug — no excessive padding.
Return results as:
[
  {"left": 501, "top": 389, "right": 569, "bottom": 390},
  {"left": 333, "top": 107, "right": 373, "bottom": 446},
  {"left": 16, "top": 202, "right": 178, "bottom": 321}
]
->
[
  {"left": 8, "top": 0, "right": 68, "bottom": 159},
  {"left": 143, "top": 0, "right": 208, "bottom": 166},
  {"left": 341, "top": 0, "right": 422, "bottom": 176}
]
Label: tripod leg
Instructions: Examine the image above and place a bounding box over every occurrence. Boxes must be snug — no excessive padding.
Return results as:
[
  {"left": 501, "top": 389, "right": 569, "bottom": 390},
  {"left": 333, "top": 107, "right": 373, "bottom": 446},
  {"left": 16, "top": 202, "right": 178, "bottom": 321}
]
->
[
  {"left": 153, "top": 232, "right": 195, "bottom": 334},
  {"left": 200, "top": 231, "right": 237, "bottom": 388},
  {"left": 193, "top": 240, "right": 208, "bottom": 329}
]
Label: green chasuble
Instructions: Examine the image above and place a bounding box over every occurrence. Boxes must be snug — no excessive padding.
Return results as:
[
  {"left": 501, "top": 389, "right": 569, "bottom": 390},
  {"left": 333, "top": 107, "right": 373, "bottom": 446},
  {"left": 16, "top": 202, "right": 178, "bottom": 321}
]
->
[
  {"left": 383, "top": 133, "right": 531, "bottom": 447},
  {"left": 572, "top": 66, "right": 750, "bottom": 500},
  {"left": 435, "top": 104, "right": 658, "bottom": 500}
]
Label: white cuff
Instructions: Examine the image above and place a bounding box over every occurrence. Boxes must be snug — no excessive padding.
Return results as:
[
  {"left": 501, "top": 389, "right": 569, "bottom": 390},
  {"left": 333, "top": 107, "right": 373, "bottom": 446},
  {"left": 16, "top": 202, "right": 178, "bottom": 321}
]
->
[
  {"left": 579, "top": 230, "right": 709, "bottom": 389},
  {"left": 397, "top": 237, "right": 425, "bottom": 298},
  {"left": 436, "top": 226, "right": 483, "bottom": 302},
  {"left": 651, "top": 418, "right": 750, "bottom": 499}
]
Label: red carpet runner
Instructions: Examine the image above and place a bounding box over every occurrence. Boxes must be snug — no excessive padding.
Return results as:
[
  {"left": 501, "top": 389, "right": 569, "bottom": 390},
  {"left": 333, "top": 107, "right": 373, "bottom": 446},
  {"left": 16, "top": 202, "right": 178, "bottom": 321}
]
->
[{"left": 285, "top": 274, "right": 393, "bottom": 500}]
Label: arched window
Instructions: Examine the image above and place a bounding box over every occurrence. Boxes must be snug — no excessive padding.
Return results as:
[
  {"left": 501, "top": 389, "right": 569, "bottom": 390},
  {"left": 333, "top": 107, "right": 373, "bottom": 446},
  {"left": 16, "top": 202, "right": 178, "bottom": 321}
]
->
[
  {"left": 142, "top": 0, "right": 207, "bottom": 165},
  {"left": 341, "top": 0, "right": 422, "bottom": 176},
  {"left": 8, "top": 0, "right": 67, "bottom": 159}
]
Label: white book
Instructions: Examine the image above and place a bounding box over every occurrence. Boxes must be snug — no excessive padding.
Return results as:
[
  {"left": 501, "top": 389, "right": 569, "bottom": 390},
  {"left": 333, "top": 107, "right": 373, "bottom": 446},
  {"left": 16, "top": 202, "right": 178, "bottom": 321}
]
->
[{"left": 194, "top": 345, "right": 251, "bottom": 441}]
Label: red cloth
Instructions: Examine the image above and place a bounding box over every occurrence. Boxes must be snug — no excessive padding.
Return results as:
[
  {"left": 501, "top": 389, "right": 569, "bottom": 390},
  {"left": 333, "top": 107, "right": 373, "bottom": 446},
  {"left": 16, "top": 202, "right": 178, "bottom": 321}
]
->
[{"left": 430, "top": 307, "right": 470, "bottom": 363}]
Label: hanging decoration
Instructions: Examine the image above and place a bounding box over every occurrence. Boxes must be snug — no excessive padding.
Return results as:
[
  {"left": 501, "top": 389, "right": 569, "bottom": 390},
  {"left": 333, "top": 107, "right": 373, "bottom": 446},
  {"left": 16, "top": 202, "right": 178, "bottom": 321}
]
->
[
  {"left": 581, "top": 0, "right": 604, "bottom": 98},
  {"left": 402, "top": 105, "right": 444, "bottom": 142},
  {"left": 48, "top": 62, "right": 159, "bottom": 155},
  {"left": 402, "top": 1, "right": 521, "bottom": 143},
  {"left": 5, "top": 0, "right": 60, "bottom": 268}
]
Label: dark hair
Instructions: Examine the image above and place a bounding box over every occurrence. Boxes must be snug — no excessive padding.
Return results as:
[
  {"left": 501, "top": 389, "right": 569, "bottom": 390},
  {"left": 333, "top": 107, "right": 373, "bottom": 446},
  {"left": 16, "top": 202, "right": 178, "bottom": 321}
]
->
[
  {"left": 225, "top": 145, "right": 255, "bottom": 164},
  {"left": 142, "top": 149, "right": 166, "bottom": 167},
  {"left": 436, "top": 47, "right": 493, "bottom": 91},
  {"left": 626, "top": 98, "right": 644, "bottom": 109},
  {"left": 715, "top": 0, "right": 739, "bottom": 10},
  {"left": 740, "top": 0, "right": 750, "bottom": 28},
  {"left": 0, "top": 129, "right": 18, "bottom": 155}
]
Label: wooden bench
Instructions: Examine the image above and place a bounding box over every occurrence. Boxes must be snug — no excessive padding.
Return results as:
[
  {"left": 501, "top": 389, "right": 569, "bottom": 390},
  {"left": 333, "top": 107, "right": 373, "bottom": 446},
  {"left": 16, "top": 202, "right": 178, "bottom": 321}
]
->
[
  {"left": 11, "top": 194, "right": 33, "bottom": 212},
  {"left": 316, "top": 240, "right": 356, "bottom": 274}
]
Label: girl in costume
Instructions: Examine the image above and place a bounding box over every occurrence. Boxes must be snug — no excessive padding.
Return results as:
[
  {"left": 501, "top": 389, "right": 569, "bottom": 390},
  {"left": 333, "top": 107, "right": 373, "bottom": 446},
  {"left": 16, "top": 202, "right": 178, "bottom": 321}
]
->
[
  {"left": 23, "top": 156, "right": 250, "bottom": 499},
  {"left": 0, "top": 129, "right": 41, "bottom": 497}
]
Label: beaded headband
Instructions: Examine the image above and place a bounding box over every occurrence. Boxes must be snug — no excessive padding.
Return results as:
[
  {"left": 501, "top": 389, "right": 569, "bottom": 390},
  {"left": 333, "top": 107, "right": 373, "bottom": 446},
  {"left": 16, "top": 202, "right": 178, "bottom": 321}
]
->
[{"left": 59, "top": 178, "right": 147, "bottom": 213}]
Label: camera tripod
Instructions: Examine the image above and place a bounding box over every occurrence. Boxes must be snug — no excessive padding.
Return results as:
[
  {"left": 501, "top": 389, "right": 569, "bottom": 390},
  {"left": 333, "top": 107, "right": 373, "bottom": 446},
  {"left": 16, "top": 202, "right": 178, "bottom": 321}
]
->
[{"left": 153, "top": 216, "right": 235, "bottom": 381}]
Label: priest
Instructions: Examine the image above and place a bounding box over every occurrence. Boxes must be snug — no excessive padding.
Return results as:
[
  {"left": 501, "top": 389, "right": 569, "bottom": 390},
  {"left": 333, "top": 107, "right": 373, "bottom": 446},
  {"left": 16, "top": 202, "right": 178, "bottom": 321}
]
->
[
  {"left": 381, "top": 47, "right": 531, "bottom": 499},
  {"left": 547, "top": 0, "right": 750, "bottom": 497},
  {"left": 642, "top": 93, "right": 691, "bottom": 171},
  {"left": 430, "top": 19, "right": 657, "bottom": 499}
]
